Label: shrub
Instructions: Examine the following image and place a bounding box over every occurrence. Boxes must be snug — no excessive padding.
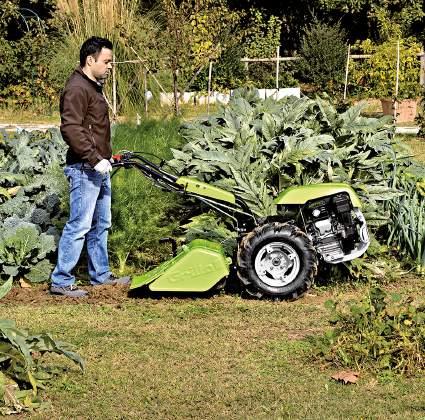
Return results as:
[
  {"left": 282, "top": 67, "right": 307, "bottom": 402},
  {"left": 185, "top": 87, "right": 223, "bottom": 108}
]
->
[
  {"left": 190, "top": 43, "right": 248, "bottom": 92},
  {"left": 314, "top": 287, "right": 425, "bottom": 375},
  {"left": 246, "top": 61, "right": 299, "bottom": 89},
  {"left": 243, "top": 10, "right": 287, "bottom": 89},
  {"left": 109, "top": 120, "right": 185, "bottom": 272},
  {"left": 243, "top": 9, "right": 282, "bottom": 59},
  {"left": 299, "top": 20, "right": 347, "bottom": 93},
  {"left": 0, "top": 0, "right": 58, "bottom": 110}
]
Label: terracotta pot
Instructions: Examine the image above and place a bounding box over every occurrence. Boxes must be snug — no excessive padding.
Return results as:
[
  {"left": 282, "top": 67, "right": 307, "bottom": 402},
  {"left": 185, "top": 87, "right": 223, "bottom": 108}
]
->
[{"left": 380, "top": 98, "right": 419, "bottom": 123}]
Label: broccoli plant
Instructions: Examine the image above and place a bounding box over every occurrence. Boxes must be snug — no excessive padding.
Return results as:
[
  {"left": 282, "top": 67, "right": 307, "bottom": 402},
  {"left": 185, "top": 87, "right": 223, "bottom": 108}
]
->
[
  {"left": 0, "top": 219, "right": 56, "bottom": 283},
  {"left": 0, "top": 129, "right": 68, "bottom": 289}
]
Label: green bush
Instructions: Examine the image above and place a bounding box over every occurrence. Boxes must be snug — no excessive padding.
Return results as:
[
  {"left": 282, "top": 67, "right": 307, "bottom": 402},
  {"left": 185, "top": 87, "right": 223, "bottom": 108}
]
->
[
  {"left": 109, "top": 120, "right": 185, "bottom": 272},
  {"left": 0, "top": 0, "right": 59, "bottom": 110},
  {"left": 242, "top": 10, "right": 288, "bottom": 89},
  {"left": 243, "top": 9, "right": 281, "bottom": 59},
  {"left": 299, "top": 21, "right": 347, "bottom": 93},
  {"left": 190, "top": 43, "right": 248, "bottom": 92},
  {"left": 246, "top": 61, "right": 299, "bottom": 89},
  {"left": 314, "top": 287, "right": 425, "bottom": 375},
  {"left": 349, "top": 37, "right": 422, "bottom": 99}
]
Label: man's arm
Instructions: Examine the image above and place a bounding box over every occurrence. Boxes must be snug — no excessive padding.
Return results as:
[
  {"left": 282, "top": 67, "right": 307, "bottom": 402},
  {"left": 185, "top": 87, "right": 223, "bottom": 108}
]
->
[{"left": 60, "top": 88, "right": 104, "bottom": 167}]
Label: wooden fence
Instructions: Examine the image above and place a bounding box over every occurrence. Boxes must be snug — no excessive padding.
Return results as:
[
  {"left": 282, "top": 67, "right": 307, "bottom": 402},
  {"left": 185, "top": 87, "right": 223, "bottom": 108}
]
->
[
  {"left": 108, "top": 46, "right": 425, "bottom": 120},
  {"left": 241, "top": 48, "right": 425, "bottom": 101}
]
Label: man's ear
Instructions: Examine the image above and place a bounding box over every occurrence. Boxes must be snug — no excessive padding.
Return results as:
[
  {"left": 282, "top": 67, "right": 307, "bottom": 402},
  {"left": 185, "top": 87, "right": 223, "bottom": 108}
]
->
[{"left": 87, "top": 55, "right": 94, "bottom": 66}]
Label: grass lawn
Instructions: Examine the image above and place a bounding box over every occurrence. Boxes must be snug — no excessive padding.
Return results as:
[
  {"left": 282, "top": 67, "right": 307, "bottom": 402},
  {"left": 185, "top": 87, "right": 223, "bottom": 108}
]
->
[
  {"left": 0, "top": 107, "right": 60, "bottom": 125},
  {"left": 0, "top": 103, "right": 218, "bottom": 125},
  {"left": 1, "top": 277, "right": 425, "bottom": 419}
]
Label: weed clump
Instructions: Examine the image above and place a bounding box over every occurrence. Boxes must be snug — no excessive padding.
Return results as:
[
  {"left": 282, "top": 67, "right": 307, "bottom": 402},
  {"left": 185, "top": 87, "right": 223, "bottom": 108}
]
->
[{"left": 314, "top": 287, "right": 425, "bottom": 375}]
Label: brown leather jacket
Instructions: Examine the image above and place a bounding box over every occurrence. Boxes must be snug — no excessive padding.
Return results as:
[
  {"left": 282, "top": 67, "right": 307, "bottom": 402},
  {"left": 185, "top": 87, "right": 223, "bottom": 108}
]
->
[{"left": 60, "top": 67, "right": 111, "bottom": 167}]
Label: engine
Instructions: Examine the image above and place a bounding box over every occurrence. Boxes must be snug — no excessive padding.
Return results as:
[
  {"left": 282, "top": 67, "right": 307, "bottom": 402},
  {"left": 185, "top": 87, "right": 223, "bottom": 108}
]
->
[{"left": 303, "top": 193, "right": 369, "bottom": 263}]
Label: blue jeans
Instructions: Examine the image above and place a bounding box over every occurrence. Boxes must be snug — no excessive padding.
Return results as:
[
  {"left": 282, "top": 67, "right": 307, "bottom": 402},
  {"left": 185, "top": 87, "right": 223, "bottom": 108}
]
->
[{"left": 51, "top": 163, "right": 112, "bottom": 287}]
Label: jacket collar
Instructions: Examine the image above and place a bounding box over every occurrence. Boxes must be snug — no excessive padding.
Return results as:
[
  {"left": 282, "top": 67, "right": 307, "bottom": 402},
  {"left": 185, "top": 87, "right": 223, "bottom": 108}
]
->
[{"left": 75, "top": 67, "right": 103, "bottom": 92}]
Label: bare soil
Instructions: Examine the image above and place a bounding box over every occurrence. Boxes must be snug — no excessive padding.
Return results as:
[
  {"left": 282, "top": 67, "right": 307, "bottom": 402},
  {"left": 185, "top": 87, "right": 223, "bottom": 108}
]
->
[
  {"left": 2, "top": 273, "right": 423, "bottom": 306},
  {"left": 1, "top": 284, "right": 131, "bottom": 306}
]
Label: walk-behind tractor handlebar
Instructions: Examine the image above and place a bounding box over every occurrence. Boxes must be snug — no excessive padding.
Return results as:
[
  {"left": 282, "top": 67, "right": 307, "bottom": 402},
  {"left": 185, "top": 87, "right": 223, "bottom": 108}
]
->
[
  {"left": 111, "top": 151, "right": 257, "bottom": 232},
  {"left": 111, "top": 151, "right": 370, "bottom": 300}
]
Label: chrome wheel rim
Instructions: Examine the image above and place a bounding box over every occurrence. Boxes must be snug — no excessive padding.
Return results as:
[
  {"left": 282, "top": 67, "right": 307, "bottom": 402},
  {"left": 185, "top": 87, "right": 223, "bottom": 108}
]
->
[{"left": 254, "top": 242, "right": 300, "bottom": 287}]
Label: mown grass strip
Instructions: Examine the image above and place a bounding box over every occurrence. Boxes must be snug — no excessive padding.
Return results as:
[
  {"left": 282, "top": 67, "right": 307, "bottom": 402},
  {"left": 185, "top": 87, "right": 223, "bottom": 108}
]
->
[{"left": 1, "top": 280, "right": 425, "bottom": 419}]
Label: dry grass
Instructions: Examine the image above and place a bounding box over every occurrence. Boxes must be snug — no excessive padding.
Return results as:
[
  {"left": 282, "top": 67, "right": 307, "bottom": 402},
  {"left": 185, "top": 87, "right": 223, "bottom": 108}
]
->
[
  {"left": 53, "top": 0, "right": 164, "bottom": 115},
  {"left": 56, "top": 0, "right": 142, "bottom": 43},
  {"left": 402, "top": 136, "right": 425, "bottom": 162},
  {"left": 1, "top": 277, "right": 425, "bottom": 419}
]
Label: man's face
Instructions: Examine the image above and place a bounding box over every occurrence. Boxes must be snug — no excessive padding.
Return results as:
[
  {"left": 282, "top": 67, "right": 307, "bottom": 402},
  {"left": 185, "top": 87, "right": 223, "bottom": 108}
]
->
[{"left": 88, "top": 47, "right": 113, "bottom": 82}]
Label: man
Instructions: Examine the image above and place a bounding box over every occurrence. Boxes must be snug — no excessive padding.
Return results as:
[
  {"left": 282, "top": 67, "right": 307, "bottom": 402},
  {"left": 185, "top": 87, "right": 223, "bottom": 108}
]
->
[{"left": 50, "top": 36, "right": 129, "bottom": 297}]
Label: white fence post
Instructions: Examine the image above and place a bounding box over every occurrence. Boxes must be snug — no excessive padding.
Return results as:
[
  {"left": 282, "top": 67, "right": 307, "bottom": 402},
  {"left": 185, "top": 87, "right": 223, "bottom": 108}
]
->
[
  {"left": 207, "top": 61, "right": 213, "bottom": 115},
  {"left": 112, "top": 53, "right": 117, "bottom": 120},
  {"left": 394, "top": 39, "right": 400, "bottom": 120},
  {"left": 343, "top": 45, "right": 350, "bottom": 101},
  {"left": 275, "top": 46, "right": 280, "bottom": 90}
]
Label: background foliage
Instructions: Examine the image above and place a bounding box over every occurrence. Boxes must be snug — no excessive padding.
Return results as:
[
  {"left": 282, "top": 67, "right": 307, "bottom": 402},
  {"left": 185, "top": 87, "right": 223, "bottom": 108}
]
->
[
  {"left": 0, "top": 0, "right": 423, "bottom": 111},
  {"left": 349, "top": 37, "right": 422, "bottom": 99},
  {"left": 299, "top": 20, "right": 347, "bottom": 94}
]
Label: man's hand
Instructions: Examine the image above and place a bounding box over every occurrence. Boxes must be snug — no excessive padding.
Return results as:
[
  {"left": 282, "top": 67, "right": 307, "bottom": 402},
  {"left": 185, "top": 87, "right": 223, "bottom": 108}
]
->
[{"left": 94, "top": 159, "right": 112, "bottom": 174}]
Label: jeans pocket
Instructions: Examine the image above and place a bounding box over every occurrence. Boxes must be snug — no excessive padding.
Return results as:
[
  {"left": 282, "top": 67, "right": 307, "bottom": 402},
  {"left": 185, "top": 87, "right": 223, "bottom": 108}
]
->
[{"left": 64, "top": 167, "right": 72, "bottom": 186}]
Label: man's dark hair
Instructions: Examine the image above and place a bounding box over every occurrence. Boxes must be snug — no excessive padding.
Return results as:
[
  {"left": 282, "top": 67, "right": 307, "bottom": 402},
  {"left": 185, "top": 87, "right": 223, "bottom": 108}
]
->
[{"left": 80, "top": 36, "right": 113, "bottom": 67}]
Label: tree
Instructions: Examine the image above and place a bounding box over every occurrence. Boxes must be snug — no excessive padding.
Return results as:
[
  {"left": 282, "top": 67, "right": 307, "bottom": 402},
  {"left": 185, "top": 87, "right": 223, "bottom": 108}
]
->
[
  {"left": 299, "top": 20, "right": 347, "bottom": 93},
  {"left": 317, "top": 0, "right": 425, "bottom": 41},
  {"left": 0, "top": 1, "right": 56, "bottom": 108},
  {"left": 160, "top": 0, "right": 241, "bottom": 114}
]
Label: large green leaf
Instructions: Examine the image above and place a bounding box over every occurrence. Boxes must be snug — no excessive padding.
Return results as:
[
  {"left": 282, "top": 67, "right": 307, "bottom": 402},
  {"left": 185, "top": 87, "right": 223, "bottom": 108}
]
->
[
  {"left": 0, "top": 278, "right": 13, "bottom": 300},
  {"left": 0, "top": 225, "right": 40, "bottom": 267},
  {"left": 261, "top": 113, "right": 277, "bottom": 141},
  {"left": 0, "top": 319, "right": 84, "bottom": 412},
  {"left": 26, "top": 260, "right": 53, "bottom": 283},
  {"left": 36, "top": 233, "right": 56, "bottom": 261}
]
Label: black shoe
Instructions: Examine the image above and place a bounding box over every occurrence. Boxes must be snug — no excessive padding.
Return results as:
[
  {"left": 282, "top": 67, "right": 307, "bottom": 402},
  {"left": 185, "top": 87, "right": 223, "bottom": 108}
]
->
[
  {"left": 50, "top": 284, "right": 88, "bottom": 297},
  {"left": 93, "top": 275, "right": 131, "bottom": 286}
]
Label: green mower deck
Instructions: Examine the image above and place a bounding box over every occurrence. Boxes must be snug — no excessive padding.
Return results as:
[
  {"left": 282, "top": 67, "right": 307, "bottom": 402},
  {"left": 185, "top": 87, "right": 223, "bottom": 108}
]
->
[{"left": 130, "top": 239, "right": 231, "bottom": 292}]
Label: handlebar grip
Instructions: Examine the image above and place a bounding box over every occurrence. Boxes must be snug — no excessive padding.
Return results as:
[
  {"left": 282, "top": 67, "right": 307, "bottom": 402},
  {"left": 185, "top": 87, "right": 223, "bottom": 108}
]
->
[{"left": 112, "top": 154, "right": 122, "bottom": 162}]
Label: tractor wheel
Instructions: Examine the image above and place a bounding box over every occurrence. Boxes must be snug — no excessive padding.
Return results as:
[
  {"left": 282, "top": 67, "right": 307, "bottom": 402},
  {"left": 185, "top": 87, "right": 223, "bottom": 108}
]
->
[{"left": 237, "top": 222, "right": 317, "bottom": 299}]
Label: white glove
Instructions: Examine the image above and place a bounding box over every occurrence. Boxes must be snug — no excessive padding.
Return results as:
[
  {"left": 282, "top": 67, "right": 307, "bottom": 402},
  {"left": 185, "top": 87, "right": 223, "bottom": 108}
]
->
[{"left": 94, "top": 159, "right": 112, "bottom": 175}]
